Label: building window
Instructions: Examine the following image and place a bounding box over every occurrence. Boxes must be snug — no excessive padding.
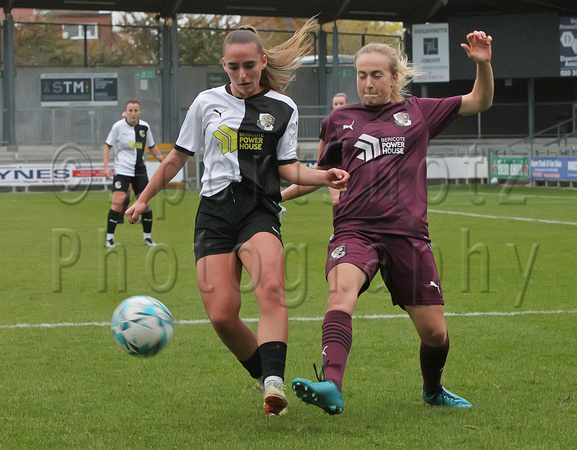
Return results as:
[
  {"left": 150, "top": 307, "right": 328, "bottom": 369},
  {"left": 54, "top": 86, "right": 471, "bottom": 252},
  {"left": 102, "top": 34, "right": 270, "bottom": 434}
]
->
[{"left": 62, "top": 24, "right": 99, "bottom": 40}]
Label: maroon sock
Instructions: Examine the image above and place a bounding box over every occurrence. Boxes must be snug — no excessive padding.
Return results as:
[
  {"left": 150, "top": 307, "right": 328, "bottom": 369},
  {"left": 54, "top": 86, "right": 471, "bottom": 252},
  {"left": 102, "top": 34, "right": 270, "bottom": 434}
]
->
[
  {"left": 420, "top": 333, "right": 450, "bottom": 395},
  {"left": 321, "top": 310, "right": 352, "bottom": 391}
]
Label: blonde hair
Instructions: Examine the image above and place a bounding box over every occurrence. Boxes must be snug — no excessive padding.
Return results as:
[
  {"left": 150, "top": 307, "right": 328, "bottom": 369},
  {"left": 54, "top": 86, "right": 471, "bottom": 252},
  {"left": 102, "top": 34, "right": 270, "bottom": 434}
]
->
[
  {"left": 223, "top": 18, "right": 317, "bottom": 93},
  {"left": 355, "top": 43, "right": 422, "bottom": 102}
]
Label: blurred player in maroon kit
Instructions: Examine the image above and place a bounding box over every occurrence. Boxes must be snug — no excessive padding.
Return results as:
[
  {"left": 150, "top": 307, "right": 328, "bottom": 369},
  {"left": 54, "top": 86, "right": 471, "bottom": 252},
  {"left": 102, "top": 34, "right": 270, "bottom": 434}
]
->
[
  {"left": 283, "top": 30, "right": 494, "bottom": 414},
  {"left": 319, "top": 93, "right": 348, "bottom": 206}
]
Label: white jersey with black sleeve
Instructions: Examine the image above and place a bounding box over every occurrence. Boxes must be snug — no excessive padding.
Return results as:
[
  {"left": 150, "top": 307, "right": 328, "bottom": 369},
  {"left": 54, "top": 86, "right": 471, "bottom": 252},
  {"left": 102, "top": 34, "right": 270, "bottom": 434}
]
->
[
  {"left": 174, "top": 85, "right": 299, "bottom": 202},
  {"left": 105, "top": 119, "right": 156, "bottom": 177}
]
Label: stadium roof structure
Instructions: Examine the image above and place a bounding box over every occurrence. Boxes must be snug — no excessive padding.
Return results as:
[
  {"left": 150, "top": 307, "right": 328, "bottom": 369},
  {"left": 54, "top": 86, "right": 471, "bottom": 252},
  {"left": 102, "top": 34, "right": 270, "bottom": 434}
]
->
[
  {"left": 2, "top": 0, "right": 577, "bottom": 147},
  {"left": 2, "top": 0, "right": 577, "bottom": 24}
]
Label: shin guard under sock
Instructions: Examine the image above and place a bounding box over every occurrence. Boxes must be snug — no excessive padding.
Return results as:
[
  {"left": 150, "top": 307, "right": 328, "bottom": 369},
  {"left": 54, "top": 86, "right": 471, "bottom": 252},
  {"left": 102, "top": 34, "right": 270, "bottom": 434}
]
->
[
  {"left": 259, "top": 341, "right": 287, "bottom": 380},
  {"left": 107, "top": 209, "right": 122, "bottom": 234},
  {"left": 321, "top": 310, "right": 352, "bottom": 391},
  {"left": 239, "top": 349, "right": 263, "bottom": 380},
  {"left": 142, "top": 210, "right": 153, "bottom": 234},
  {"left": 420, "top": 333, "right": 450, "bottom": 394}
]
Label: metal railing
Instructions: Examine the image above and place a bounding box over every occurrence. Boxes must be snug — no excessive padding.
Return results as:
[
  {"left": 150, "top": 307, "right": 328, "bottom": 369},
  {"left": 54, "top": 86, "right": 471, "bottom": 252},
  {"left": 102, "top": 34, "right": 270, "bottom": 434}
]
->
[{"left": 8, "top": 102, "right": 577, "bottom": 153}]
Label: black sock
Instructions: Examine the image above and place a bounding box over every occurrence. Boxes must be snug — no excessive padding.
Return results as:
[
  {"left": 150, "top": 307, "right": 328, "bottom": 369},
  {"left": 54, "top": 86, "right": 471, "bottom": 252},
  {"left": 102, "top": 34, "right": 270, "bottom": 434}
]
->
[
  {"left": 259, "top": 341, "right": 287, "bottom": 380},
  {"left": 420, "top": 334, "right": 450, "bottom": 395},
  {"left": 142, "top": 210, "right": 153, "bottom": 234},
  {"left": 107, "top": 209, "right": 122, "bottom": 234},
  {"left": 239, "top": 349, "right": 263, "bottom": 380}
]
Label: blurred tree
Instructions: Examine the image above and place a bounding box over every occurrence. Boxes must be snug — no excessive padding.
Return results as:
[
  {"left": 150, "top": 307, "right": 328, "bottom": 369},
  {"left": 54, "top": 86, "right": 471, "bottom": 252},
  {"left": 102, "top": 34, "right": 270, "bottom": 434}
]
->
[
  {"left": 177, "top": 15, "right": 239, "bottom": 65},
  {"left": 111, "top": 13, "right": 163, "bottom": 65},
  {"left": 12, "top": 12, "right": 162, "bottom": 66},
  {"left": 113, "top": 13, "right": 242, "bottom": 66},
  {"left": 323, "top": 20, "right": 404, "bottom": 55},
  {"left": 12, "top": 13, "right": 401, "bottom": 67},
  {"left": 14, "top": 21, "right": 84, "bottom": 66},
  {"left": 240, "top": 17, "right": 311, "bottom": 50},
  {"left": 241, "top": 17, "right": 403, "bottom": 56}
]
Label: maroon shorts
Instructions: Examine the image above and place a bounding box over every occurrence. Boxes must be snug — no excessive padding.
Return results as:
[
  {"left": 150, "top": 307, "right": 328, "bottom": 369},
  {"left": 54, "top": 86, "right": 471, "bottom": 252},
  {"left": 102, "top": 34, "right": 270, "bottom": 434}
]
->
[{"left": 325, "top": 230, "right": 444, "bottom": 307}]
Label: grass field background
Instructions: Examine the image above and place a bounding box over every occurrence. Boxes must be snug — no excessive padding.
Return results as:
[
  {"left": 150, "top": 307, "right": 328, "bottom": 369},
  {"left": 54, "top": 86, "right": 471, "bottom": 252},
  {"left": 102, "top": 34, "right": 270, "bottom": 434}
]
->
[{"left": 1, "top": 184, "right": 576, "bottom": 448}]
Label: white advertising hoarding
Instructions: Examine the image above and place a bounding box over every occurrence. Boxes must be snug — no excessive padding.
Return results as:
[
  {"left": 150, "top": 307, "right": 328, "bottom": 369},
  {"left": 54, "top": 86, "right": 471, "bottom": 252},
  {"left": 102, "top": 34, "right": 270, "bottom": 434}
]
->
[
  {"left": 412, "top": 23, "right": 450, "bottom": 83},
  {"left": 0, "top": 161, "right": 183, "bottom": 187}
]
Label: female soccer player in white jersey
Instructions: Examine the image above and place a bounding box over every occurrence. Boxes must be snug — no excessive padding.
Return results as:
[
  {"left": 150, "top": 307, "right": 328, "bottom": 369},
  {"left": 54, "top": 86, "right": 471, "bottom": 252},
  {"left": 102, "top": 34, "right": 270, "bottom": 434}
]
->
[
  {"left": 103, "top": 100, "right": 164, "bottom": 247},
  {"left": 126, "top": 18, "right": 349, "bottom": 416},
  {"left": 283, "top": 30, "right": 494, "bottom": 414}
]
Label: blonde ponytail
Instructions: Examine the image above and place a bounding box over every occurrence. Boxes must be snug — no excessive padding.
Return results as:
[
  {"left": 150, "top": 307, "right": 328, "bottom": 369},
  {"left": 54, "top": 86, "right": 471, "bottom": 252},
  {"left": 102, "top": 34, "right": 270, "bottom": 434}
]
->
[{"left": 224, "top": 18, "right": 317, "bottom": 93}]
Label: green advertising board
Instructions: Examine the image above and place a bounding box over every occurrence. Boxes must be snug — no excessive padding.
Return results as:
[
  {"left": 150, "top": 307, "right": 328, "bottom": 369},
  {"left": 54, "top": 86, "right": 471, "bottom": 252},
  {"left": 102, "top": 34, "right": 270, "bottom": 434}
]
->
[{"left": 490, "top": 156, "right": 530, "bottom": 179}]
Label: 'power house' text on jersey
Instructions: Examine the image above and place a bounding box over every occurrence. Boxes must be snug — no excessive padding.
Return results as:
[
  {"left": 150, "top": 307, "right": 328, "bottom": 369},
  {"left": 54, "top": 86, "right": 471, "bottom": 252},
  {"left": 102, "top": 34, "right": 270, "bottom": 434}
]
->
[
  {"left": 319, "top": 96, "right": 462, "bottom": 240},
  {"left": 174, "top": 85, "right": 298, "bottom": 202},
  {"left": 106, "top": 119, "right": 155, "bottom": 177}
]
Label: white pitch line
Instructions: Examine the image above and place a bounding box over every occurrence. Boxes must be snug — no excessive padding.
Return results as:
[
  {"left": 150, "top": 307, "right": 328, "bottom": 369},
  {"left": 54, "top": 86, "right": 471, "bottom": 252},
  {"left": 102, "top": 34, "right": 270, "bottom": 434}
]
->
[
  {"left": 1, "top": 309, "right": 576, "bottom": 329},
  {"left": 428, "top": 209, "right": 577, "bottom": 226}
]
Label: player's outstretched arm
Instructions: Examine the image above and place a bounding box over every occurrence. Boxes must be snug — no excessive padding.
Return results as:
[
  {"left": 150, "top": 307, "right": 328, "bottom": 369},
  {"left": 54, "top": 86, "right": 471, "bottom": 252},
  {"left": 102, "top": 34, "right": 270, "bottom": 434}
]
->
[
  {"left": 459, "top": 30, "right": 494, "bottom": 116},
  {"left": 279, "top": 161, "right": 349, "bottom": 190},
  {"left": 281, "top": 182, "right": 321, "bottom": 202},
  {"left": 126, "top": 149, "right": 188, "bottom": 223},
  {"left": 281, "top": 138, "right": 334, "bottom": 202},
  {"left": 281, "top": 163, "right": 334, "bottom": 202}
]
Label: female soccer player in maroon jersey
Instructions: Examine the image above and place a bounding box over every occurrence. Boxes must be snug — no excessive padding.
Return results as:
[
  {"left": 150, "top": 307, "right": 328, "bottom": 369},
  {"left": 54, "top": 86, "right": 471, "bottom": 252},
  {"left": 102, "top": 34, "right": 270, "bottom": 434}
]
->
[{"left": 283, "top": 30, "right": 494, "bottom": 414}]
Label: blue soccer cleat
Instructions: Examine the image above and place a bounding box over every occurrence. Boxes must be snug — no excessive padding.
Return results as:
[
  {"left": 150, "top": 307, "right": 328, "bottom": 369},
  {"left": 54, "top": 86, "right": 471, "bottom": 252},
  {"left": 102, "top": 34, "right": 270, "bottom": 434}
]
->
[
  {"left": 292, "top": 378, "right": 344, "bottom": 415},
  {"left": 422, "top": 387, "right": 472, "bottom": 408}
]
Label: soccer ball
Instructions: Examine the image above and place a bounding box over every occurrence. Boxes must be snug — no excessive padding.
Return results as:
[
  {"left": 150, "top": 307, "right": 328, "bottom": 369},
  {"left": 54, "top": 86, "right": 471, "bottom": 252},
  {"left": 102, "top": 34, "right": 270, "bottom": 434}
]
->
[
  {"left": 490, "top": 177, "right": 499, "bottom": 185},
  {"left": 111, "top": 295, "right": 174, "bottom": 357}
]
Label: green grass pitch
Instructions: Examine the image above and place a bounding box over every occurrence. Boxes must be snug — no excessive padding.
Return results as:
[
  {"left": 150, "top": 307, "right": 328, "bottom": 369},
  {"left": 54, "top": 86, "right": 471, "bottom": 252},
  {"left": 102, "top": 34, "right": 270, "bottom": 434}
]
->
[{"left": 1, "top": 184, "right": 576, "bottom": 448}]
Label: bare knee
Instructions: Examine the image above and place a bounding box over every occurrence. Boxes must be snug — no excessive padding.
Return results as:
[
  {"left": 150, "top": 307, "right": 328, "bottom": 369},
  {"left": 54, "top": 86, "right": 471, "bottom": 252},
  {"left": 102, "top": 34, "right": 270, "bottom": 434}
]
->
[
  {"left": 255, "top": 277, "right": 284, "bottom": 311},
  {"left": 420, "top": 327, "right": 447, "bottom": 347},
  {"left": 202, "top": 294, "right": 241, "bottom": 336},
  {"left": 207, "top": 311, "right": 239, "bottom": 336},
  {"left": 327, "top": 292, "right": 357, "bottom": 316}
]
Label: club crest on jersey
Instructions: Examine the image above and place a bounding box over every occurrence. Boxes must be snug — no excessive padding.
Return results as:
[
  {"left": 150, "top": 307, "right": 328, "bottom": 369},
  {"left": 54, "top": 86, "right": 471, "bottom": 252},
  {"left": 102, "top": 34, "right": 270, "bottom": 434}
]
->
[
  {"left": 393, "top": 112, "right": 411, "bottom": 127},
  {"left": 257, "top": 113, "right": 275, "bottom": 131},
  {"left": 330, "top": 245, "right": 346, "bottom": 261},
  {"left": 139, "top": 129, "right": 146, "bottom": 137}
]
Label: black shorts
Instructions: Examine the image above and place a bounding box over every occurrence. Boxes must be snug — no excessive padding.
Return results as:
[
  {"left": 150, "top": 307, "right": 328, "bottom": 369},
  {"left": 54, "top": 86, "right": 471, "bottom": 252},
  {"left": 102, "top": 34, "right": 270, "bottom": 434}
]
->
[
  {"left": 194, "top": 182, "right": 283, "bottom": 262},
  {"left": 326, "top": 230, "right": 444, "bottom": 307},
  {"left": 112, "top": 173, "right": 148, "bottom": 195}
]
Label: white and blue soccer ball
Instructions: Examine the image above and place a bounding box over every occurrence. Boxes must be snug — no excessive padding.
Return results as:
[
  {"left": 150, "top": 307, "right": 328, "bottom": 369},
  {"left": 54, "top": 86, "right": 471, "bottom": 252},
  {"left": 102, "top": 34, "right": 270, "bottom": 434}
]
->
[
  {"left": 111, "top": 295, "right": 174, "bottom": 357},
  {"left": 490, "top": 176, "right": 499, "bottom": 185}
]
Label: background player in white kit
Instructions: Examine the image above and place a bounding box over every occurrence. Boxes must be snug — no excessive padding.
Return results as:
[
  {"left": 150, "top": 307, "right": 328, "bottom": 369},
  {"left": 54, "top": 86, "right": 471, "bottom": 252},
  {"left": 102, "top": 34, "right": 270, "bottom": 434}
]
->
[{"left": 103, "top": 99, "right": 164, "bottom": 248}]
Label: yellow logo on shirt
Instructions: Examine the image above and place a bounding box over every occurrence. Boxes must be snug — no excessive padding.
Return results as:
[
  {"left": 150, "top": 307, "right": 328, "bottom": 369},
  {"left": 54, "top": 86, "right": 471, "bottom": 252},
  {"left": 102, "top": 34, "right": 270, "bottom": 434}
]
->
[
  {"left": 239, "top": 132, "right": 264, "bottom": 151},
  {"left": 214, "top": 125, "right": 238, "bottom": 154},
  {"left": 128, "top": 140, "right": 143, "bottom": 150}
]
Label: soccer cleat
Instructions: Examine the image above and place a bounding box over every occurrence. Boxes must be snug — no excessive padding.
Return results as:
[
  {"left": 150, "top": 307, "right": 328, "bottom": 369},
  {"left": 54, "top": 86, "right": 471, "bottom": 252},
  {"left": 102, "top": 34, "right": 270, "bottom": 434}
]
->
[
  {"left": 263, "top": 380, "right": 288, "bottom": 416},
  {"left": 105, "top": 239, "right": 115, "bottom": 248},
  {"left": 292, "top": 378, "right": 344, "bottom": 415},
  {"left": 422, "top": 387, "right": 472, "bottom": 408},
  {"left": 144, "top": 238, "right": 157, "bottom": 247}
]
